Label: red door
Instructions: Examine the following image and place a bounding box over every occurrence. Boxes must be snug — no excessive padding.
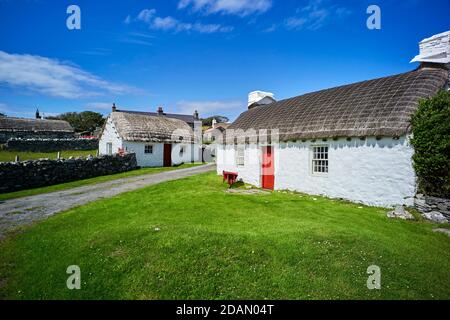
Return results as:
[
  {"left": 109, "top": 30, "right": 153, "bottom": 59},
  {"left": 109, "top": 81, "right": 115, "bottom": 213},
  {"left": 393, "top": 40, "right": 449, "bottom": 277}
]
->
[
  {"left": 164, "top": 144, "right": 172, "bottom": 167},
  {"left": 262, "top": 146, "right": 275, "bottom": 190}
]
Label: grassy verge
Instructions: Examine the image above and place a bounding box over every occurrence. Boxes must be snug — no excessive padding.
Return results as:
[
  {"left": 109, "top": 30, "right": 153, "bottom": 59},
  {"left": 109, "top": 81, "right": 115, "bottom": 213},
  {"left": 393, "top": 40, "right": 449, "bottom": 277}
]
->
[
  {"left": 0, "top": 150, "right": 97, "bottom": 162},
  {"left": 0, "top": 172, "right": 448, "bottom": 300},
  {"left": 0, "top": 163, "right": 203, "bottom": 201}
]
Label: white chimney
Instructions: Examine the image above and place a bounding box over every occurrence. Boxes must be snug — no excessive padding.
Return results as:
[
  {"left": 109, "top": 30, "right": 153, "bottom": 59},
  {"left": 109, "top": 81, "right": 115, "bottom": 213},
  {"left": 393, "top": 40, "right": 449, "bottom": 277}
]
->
[
  {"left": 248, "top": 91, "right": 275, "bottom": 110},
  {"left": 212, "top": 118, "right": 218, "bottom": 129},
  {"left": 411, "top": 31, "right": 450, "bottom": 65}
]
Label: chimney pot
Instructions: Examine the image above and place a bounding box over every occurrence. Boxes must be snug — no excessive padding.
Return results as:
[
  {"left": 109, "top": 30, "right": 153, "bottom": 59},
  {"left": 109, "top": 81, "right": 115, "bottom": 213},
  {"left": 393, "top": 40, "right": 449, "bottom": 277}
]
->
[
  {"left": 157, "top": 106, "right": 164, "bottom": 115},
  {"left": 112, "top": 103, "right": 117, "bottom": 112},
  {"left": 248, "top": 91, "right": 276, "bottom": 110},
  {"left": 193, "top": 110, "right": 199, "bottom": 120},
  {"left": 411, "top": 30, "right": 450, "bottom": 65}
]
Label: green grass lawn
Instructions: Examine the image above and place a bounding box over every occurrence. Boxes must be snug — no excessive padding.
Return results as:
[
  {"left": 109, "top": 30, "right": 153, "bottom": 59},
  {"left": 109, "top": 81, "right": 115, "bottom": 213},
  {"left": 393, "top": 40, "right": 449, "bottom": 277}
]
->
[
  {"left": 0, "top": 172, "right": 449, "bottom": 300},
  {"left": 0, "top": 163, "right": 203, "bottom": 201},
  {"left": 0, "top": 150, "right": 98, "bottom": 162}
]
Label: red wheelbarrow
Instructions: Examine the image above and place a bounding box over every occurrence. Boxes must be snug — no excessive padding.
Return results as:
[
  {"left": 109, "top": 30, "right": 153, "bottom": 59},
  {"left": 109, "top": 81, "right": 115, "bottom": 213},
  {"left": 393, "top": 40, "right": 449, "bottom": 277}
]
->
[{"left": 223, "top": 171, "right": 238, "bottom": 188}]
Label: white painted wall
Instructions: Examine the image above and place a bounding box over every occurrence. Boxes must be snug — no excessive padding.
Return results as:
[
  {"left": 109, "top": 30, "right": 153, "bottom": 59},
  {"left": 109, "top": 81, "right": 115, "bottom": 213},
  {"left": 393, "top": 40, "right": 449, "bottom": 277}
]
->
[
  {"left": 123, "top": 142, "right": 201, "bottom": 167},
  {"left": 98, "top": 117, "right": 123, "bottom": 155},
  {"left": 217, "top": 136, "right": 417, "bottom": 207},
  {"left": 123, "top": 142, "right": 164, "bottom": 167},
  {"left": 171, "top": 143, "right": 202, "bottom": 165}
]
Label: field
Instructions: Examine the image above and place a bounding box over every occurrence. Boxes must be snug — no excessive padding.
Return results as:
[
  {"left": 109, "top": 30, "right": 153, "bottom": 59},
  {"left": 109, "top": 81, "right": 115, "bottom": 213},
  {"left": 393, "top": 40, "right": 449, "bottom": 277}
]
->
[
  {"left": 0, "top": 150, "right": 97, "bottom": 162},
  {"left": 0, "top": 172, "right": 449, "bottom": 300}
]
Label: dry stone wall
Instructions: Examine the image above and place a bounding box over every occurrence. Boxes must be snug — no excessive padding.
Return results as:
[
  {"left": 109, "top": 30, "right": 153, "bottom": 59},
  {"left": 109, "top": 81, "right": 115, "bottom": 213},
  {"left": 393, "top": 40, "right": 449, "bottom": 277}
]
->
[
  {"left": 0, "top": 131, "right": 74, "bottom": 144},
  {"left": 415, "top": 194, "right": 450, "bottom": 223},
  {"left": 0, "top": 154, "right": 138, "bottom": 193},
  {"left": 4, "top": 138, "right": 98, "bottom": 152}
]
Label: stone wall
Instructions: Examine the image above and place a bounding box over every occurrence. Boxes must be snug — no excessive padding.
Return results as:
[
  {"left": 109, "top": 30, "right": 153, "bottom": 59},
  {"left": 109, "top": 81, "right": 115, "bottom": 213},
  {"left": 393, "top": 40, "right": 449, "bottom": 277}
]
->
[
  {"left": 4, "top": 138, "right": 99, "bottom": 152},
  {"left": 415, "top": 194, "right": 450, "bottom": 223},
  {"left": 0, "top": 154, "right": 138, "bottom": 194},
  {"left": 0, "top": 131, "right": 74, "bottom": 144}
]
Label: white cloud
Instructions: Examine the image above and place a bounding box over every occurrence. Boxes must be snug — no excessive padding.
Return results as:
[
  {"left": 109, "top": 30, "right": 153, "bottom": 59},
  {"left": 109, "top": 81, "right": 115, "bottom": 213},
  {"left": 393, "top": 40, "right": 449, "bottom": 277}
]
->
[
  {"left": 285, "top": 0, "right": 350, "bottom": 31},
  {"left": 123, "top": 15, "right": 132, "bottom": 24},
  {"left": 152, "top": 16, "right": 179, "bottom": 31},
  {"left": 137, "top": 9, "right": 156, "bottom": 23},
  {"left": 0, "top": 51, "right": 137, "bottom": 99},
  {"left": 285, "top": 17, "right": 307, "bottom": 29},
  {"left": 263, "top": 24, "right": 277, "bottom": 32},
  {"left": 136, "top": 9, "right": 233, "bottom": 33},
  {"left": 119, "top": 32, "right": 155, "bottom": 46},
  {"left": 177, "top": 100, "right": 243, "bottom": 116},
  {"left": 178, "top": 0, "right": 272, "bottom": 16}
]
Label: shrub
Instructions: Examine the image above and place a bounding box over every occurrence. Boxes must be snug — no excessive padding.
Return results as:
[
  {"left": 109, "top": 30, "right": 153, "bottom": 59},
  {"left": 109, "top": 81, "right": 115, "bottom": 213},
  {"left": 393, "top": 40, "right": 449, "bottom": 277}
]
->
[{"left": 410, "top": 90, "right": 450, "bottom": 198}]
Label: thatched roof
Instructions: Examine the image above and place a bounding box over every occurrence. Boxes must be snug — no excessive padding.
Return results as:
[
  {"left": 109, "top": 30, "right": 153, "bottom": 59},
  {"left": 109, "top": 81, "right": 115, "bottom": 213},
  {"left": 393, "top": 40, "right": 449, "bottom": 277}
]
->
[
  {"left": 110, "top": 111, "right": 194, "bottom": 143},
  {"left": 228, "top": 66, "right": 448, "bottom": 141},
  {"left": 0, "top": 117, "right": 73, "bottom": 132},
  {"left": 116, "top": 110, "right": 196, "bottom": 124}
]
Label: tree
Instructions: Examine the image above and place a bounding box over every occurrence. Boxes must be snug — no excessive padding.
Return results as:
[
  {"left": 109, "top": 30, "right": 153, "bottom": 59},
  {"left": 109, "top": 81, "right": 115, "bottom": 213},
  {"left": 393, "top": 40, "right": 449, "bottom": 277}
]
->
[
  {"left": 47, "top": 111, "right": 105, "bottom": 133},
  {"left": 201, "top": 115, "right": 229, "bottom": 127},
  {"left": 410, "top": 90, "right": 450, "bottom": 198}
]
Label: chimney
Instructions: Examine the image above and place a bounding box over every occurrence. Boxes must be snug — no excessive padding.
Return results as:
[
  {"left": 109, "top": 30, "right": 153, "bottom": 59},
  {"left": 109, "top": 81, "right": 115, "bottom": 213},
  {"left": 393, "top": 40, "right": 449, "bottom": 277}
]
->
[
  {"left": 411, "top": 31, "right": 450, "bottom": 68},
  {"left": 193, "top": 110, "right": 199, "bottom": 120},
  {"left": 112, "top": 103, "right": 117, "bottom": 112},
  {"left": 35, "top": 108, "right": 41, "bottom": 119},
  {"left": 157, "top": 106, "right": 164, "bottom": 116},
  {"left": 248, "top": 91, "right": 275, "bottom": 110},
  {"left": 212, "top": 118, "right": 218, "bottom": 129}
]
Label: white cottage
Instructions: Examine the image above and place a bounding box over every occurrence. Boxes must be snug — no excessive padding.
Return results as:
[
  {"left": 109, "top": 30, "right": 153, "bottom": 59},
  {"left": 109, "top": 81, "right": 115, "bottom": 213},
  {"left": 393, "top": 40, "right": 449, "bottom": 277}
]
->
[
  {"left": 217, "top": 31, "right": 450, "bottom": 207},
  {"left": 99, "top": 106, "right": 202, "bottom": 167}
]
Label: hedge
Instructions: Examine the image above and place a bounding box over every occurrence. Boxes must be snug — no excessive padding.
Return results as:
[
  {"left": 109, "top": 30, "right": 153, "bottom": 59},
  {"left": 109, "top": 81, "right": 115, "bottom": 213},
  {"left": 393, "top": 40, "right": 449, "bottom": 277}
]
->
[{"left": 410, "top": 90, "right": 450, "bottom": 198}]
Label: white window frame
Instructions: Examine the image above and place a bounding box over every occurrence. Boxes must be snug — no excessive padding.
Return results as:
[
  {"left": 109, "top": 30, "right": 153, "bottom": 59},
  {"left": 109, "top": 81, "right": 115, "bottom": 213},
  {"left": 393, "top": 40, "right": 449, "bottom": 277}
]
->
[
  {"left": 236, "top": 145, "right": 245, "bottom": 167},
  {"left": 106, "top": 142, "right": 113, "bottom": 155},
  {"left": 311, "top": 145, "right": 329, "bottom": 176},
  {"left": 144, "top": 144, "right": 154, "bottom": 155}
]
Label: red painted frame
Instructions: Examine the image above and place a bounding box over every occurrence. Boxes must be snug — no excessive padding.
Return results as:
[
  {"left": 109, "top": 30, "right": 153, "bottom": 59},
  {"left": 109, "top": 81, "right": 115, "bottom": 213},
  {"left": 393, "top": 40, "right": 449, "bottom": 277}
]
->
[{"left": 262, "top": 146, "right": 275, "bottom": 190}]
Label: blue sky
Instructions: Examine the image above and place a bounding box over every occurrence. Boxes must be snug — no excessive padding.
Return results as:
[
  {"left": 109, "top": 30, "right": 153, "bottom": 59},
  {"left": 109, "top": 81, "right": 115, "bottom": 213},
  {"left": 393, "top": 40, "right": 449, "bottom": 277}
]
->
[{"left": 0, "top": 0, "right": 449, "bottom": 121}]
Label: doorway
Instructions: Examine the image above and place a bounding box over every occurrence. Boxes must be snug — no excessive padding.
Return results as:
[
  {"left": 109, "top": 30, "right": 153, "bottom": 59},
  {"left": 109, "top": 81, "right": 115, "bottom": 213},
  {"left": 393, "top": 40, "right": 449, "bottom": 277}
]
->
[
  {"left": 164, "top": 144, "right": 172, "bottom": 167},
  {"left": 261, "top": 146, "right": 275, "bottom": 190}
]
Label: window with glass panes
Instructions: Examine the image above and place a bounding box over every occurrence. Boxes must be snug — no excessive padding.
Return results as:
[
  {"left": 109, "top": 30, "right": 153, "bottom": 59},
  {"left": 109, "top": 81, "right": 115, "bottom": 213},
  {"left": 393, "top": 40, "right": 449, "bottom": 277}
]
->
[
  {"left": 145, "top": 145, "right": 153, "bottom": 154},
  {"left": 236, "top": 145, "right": 245, "bottom": 166},
  {"left": 312, "top": 146, "right": 328, "bottom": 174},
  {"left": 107, "top": 143, "right": 113, "bottom": 155}
]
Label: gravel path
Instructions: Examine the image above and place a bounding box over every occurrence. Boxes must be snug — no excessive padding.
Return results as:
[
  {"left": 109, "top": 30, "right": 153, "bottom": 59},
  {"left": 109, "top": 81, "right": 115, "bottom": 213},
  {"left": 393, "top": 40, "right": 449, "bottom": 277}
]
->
[{"left": 0, "top": 164, "right": 215, "bottom": 239}]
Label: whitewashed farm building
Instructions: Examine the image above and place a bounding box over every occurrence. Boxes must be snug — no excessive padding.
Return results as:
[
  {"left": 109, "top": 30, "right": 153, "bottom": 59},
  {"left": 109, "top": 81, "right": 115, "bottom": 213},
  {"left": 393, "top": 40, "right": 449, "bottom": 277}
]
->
[
  {"left": 217, "top": 31, "right": 450, "bottom": 207},
  {"left": 99, "top": 105, "right": 202, "bottom": 167}
]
